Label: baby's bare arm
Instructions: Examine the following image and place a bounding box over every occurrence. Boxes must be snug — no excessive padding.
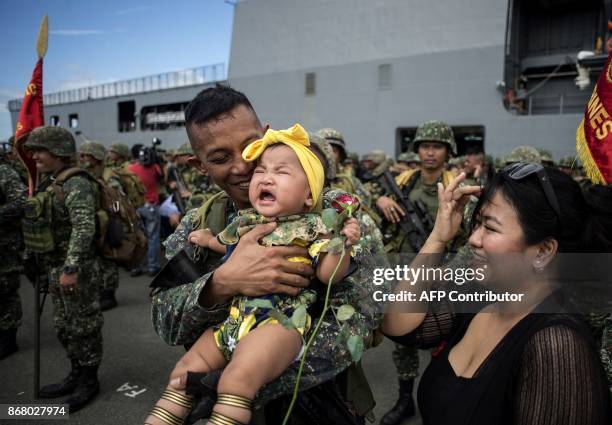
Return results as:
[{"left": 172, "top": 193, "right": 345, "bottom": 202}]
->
[
  {"left": 188, "top": 229, "right": 227, "bottom": 254},
  {"left": 316, "top": 218, "right": 360, "bottom": 285}
]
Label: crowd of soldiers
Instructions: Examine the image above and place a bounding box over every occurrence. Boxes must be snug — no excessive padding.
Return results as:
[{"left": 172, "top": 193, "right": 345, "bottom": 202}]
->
[{"left": 0, "top": 116, "right": 610, "bottom": 422}]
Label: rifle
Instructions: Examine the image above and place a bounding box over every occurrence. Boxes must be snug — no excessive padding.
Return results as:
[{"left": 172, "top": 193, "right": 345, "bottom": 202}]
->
[
  {"left": 377, "top": 170, "right": 434, "bottom": 252},
  {"left": 168, "top": 165, "right": 187, "bottom": 215}
]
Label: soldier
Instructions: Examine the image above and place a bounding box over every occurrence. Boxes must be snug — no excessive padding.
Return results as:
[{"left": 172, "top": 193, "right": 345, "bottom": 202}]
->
[
  {"left": 558, "top": 156, "right": 576, "bottom": 176},
  {"left": 22, "top": 127, "right": 103, "bottom": 412},
  {"left": 316, "top": 128, "right": 372, "bottom": 207},
  {"left": 394, "top": 152, "right": 420, "bottom": 172},
  {"left": 504, "top": 145, "right": 542, "bottom": 165},
  {"left": 78, "top": 141, "right": 120, "bottom": 311},
  {"left": 0, "top": 142, "right": 26, "bottom": 360},
  {"left": 150, "top": 86, "right": 384, "bottom": 424},
  {"left": 537, "top": 148, "right": 555, "bottom": 167},
  {"left": 375, "top": 120, "right": 459, "bottom": 425},
  {"left": 106, "top": 142, "right": 131, "bottom": 168},
  {"left": 360, "top": 150, "right": 389, "bottom": 204},
  {"left": 6, "top": 135, "right": 29, "bottom": 184}
]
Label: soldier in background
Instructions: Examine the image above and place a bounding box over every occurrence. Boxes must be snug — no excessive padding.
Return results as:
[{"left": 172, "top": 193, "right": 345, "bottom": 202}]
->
[
  {"left": 393, "top": 152, "right": 420, "bottom": 173},
  {"left": 0, "top": 142, "right": 26, "bottom": 360},
  {"left": 344, "top": 151, "right": 360, "bottom": 176},
  {"left": 78, "top": 141, "right": 120, "bottom": 311},
  {"left": 106, "top": 143, "right": 131, "bottom": 169},
  {"left": 6, "top": 136, "right": 29, "bottom": 184},
  {"left": 537, "top": 148, "right": 555, "bottom": 167},
  {"left": 23, "top": 127, "right": 103, "bottom": 412},
  {"left": 504, "top": 145, "right": 542, "bottom": 166},
  {"left": 375, "top": 120, "right": 459, "bottom": 425},
  {"left": 558, "top": 156, "right": 576, "bottom": 177}
]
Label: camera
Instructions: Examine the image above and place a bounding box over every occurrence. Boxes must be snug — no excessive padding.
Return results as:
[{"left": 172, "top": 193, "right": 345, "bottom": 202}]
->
[{"left": 138, "top": 137, "right": 165, "bottom": 166}]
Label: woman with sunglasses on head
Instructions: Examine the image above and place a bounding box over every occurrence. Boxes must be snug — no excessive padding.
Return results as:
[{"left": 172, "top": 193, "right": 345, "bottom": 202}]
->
[{"left": 382, "top": 163, "right": 611, "bottom": 425}]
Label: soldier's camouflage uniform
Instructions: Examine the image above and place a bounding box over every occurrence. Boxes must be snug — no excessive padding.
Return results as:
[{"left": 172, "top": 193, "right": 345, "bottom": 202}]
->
[
  {"left": 0, "top": 155, "right": 26, "bottom": 333},
  {"left": 599, "top": 314, "right": 612, "bottom": 398},
  {"left": 24, "top": 127, "right": 104, "bottom": 367},
  {"left": 151, "top": 187, "right": 389, "bottom": 416}
]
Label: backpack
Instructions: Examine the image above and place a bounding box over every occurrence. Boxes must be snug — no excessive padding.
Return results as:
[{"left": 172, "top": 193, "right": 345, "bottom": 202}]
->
[
  {"left": 103, "top": 166, "right": 146, "bottom": 209},
  {"left": 53, "top": 168, "right": 147, "bottom": 268}
]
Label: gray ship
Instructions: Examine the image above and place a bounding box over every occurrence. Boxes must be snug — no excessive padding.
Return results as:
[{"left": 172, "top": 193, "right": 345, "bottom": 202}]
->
[{"left": 9, "top": 0, "right": 608, "bottom": 160}]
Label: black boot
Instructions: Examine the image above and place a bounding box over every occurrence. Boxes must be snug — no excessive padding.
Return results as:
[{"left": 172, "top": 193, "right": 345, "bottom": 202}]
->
[
  {"left": 39, "top": 360, "right": 82, "bottom": 398},
  {"left": 379, "top": 378, "right": 416, "bottom": 425},
  {"left": 99, "top": 289, "right": 118, "bottom": 311},
  {"left": 0, "top": 328, "right": 18, "bottom": 360},
  {"left": 64, "top": 365, "right": 100, "bottom": 413}
]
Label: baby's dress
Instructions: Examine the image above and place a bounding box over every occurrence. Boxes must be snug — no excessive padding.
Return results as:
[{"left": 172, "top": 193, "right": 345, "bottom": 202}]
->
[{"left": 212, "top": 209, "right": 336, "bottom": 361}]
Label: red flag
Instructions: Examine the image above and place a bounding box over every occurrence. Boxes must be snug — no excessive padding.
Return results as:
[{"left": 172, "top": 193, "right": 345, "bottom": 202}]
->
[
  {"left": 14, "top": 58, "right": 44, "bottom": 195},
  {"left": 576, "top": 51, "right": 612, "bottom": 185}
]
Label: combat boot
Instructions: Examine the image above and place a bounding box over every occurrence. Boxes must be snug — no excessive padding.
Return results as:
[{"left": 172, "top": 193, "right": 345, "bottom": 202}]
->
[
  {"left": 0, "top": 328, "right": 18, "bottom": 360},
  {"left": 99, "top": 289, "right": 118, "bottom": 311},
  {"left": 39, "top": 360, "right": 82, "bottom": 398},
  {"left": 64, "top": 365, "right": 99, "bottom": 413},
  {"left": 379, "top": 378, "right": 415, "bottom": 425}
]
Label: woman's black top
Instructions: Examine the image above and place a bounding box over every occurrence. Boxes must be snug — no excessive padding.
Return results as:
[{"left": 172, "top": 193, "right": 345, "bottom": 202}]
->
[{"left": 386, "top": 293, "right": 611, "bottom": 425}]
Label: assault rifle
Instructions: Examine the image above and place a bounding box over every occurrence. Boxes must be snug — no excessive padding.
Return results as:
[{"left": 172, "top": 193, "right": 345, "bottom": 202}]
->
[
  {"left": 377, "top": 170, "right": 434, "bottom": 252},
  {"left": 167, "top": 165, "right": 188, "bottom": 215}
]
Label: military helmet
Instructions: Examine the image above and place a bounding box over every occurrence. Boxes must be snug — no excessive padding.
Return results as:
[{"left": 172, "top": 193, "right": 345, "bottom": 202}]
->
[
  {"left": 78, "top": 140, "right": 106, "bottom": 161},
  {"left": 397, "top": 151, "right": 420, "bottom": 164},
  {"left": 537, "top": 148, "right": 555, "bottom": 166},
  {"left": 24, "top": 126, "right": 76, "bottom": 157},
  {"left": 448, "top": 156, "right": 462, "bottom": 167},
  {"left": 176, "top": 143, "right": 194, "bottom": 156},
  {"left": 413, "top": 120, "right": 457, "bottom": 156},
  {"left": 317, "top": 128, "right": 347, "bottom": 159},
  {"left": 494, "top": 156, "right": 506, "bottom": 170},
  {"left": 505, "top": 146, "right": 542, "bottom": 165},
  {"left": 309, "top": 133, "right": 336, "bottom": 180},
  {"left": 362, "top": 150, "right": 386, "bottom": 165},
  {"left": 346, "top": 151, "right": 359, "bottom": 164},
  {"left": 558, "top": 156, "right": 575, "bottom": 168},
  {"left": 109, "top": 142, "right": 130, "bottom": 159}
]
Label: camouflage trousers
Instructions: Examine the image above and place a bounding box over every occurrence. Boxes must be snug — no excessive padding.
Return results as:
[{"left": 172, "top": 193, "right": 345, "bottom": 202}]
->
[
  {"left": 48, "top": 259, "right": 104, "bottom": 367},
  {"left": 99, "top": 258, "right": 119, "bottom": 292},
  {"left": 0, "top": 272, "right": 22, "bottom": 331},
  {"left": 392, "top": 343, "right": 420, "bottom": 380}
]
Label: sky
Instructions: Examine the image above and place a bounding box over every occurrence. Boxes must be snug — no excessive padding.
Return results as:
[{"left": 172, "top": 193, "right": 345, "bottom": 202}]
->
[{"left": 0, "top": 0, "right": 235, "bottom": 140}]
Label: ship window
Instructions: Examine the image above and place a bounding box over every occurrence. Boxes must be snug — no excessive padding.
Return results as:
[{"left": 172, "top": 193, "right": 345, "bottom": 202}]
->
[
  {"left": 305, "top": 72, "right": 316, "bottom": 95},
  {"left": 69, "top": 114, "right": 79, "bottom": 128},
  {"left": 396, "top": 125, "right": 485, "bottom": 157},
  {"left": 118, "top": 101, "right": 136, "bottom": 133},
  {"left": 50, "top": 116, "right": 60, "bottom": 126},
  {"left": 378, "top": 64, "right": 392, "bottom": 90},
  {"left": 140, "top": 102, "right": 188, "bottom": 131}
]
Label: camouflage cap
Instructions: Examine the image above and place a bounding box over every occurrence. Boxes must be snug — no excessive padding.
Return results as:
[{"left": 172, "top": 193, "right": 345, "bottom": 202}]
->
[
  {"left": 537, "top": 148, "right": 555, "bottom": 166},
  {"left": 558, "top": 156, "right": 575, "bottom": 168},
  {"left": 309, "top": 133, "right": 336, "bottom": 180},
  {"left": 362, "top": 150, "right": 386, "bottom": 165},
  {"left": 176, "top": 143, "right": 194, "bottom": 156},
  {"left": 109, "top": 142, "right": 130, "bottom": 159},
  {"left": 24, "top": 126, "right": 76, "bottom": 157},
  {"left": 413, "top": 120, "right": 457, "bottom": 156},
  {"left": 346, "top": 151, "right": 359, "bottom": 163},
  {"left": 78, "top": 140, "right": 106, "bottom": 161},
  {"left": 316, "top": 127, "right": 347, "bottom": 159},
  {"left": 505, "top": 146, "right": 542, "bottom": 165},
  {"left": 397, "top": 151, "right": 420, "bottom": 164}
]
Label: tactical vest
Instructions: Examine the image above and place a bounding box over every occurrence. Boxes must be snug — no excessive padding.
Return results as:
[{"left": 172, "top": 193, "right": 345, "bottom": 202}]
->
[{"left": 22, "top": 184, "right": 56, "bottom": 253}]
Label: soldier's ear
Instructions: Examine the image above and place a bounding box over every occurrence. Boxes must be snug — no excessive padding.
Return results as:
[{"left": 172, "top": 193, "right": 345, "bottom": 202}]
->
[{"left": 188, "top": 156, "right": 207, "bottom": 175}]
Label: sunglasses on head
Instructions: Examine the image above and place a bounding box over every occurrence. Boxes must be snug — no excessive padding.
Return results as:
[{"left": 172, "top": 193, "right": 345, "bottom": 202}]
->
[{"left": 501, "top": 162, "right": 562, "bottom": 221}]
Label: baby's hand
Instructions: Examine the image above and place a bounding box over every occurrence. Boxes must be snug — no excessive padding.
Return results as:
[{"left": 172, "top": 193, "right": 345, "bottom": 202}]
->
[
  {"left": 188, "top": 229, "right": 215, "bottom": 247},
  {"left": 341, "top": 218, "right": 360, "bottom": 247}
]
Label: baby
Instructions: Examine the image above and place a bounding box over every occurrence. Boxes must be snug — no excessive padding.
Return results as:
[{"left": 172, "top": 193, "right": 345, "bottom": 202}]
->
[{"left": 146, "top": 124, "right": 360, "bottom": 425}]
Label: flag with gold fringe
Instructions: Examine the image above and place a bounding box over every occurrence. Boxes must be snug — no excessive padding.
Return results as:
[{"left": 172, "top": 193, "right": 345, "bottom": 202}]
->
[
  {"left": 576, "top": 51, "right": 612, "bottom": 185},
  {"left": 14, "top": 15, "right": 48, "bottom": 196}
]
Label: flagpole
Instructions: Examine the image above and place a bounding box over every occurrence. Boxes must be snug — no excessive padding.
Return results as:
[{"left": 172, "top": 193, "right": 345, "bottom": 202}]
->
[{"left": 33, "top": 14, "right": 48, "bottom": 400}]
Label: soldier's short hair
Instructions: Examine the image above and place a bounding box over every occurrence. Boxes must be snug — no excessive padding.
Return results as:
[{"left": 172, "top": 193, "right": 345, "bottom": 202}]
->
[{"left": 185, "top": 84, "right": 260, "bottom": 130}]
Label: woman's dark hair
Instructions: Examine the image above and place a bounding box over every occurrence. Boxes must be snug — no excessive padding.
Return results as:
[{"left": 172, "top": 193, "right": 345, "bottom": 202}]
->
[
  {"left": 184, "top": 84, "right": 259, "bottom": 129},
  {"left": 472, "top": 167, "right": 612, "bottom": 253}
]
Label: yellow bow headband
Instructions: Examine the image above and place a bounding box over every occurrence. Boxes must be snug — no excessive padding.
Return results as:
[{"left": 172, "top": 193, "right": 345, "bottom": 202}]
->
[{"left": 242, "top": 123, "right": 324, "bottom": 211}]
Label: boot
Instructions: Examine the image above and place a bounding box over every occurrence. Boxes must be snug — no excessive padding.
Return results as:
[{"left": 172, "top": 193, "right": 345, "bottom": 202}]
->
[
  {"left": 379, "top": 378, "right": 416, "bottom": 425},
  {"left": 39, "top": 360, "right": 82, "bottom": 398},
  {"left": 0, "top": 328, "right": 18, "bottom": 360},
  {"left": 64, "top": 365, "right": 100, "bottom": 413},
  {"left": 99, "top": 289, "right": 118, "bottom": 311}
]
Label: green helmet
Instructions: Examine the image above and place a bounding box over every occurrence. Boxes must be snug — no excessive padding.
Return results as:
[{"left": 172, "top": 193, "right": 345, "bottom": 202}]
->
[
  {"left": 397, "top": 151, "right": 420, "bottom": 164},
  {"left": 413, "top": 120, "right": 457, "bottom": 156},
  {"left": 309, "top": 133, "right": 336, "bottom": 180},
  {"left": 109, "top": 143, "right": 130, "bottom": 159},
  {"left": 176, "top": 143, "right": 194, "bottom": 156},
  {"left": 346, "top": 151, "right": 359, "bottom": 164},
  {"left": 558, "top": 156, "right": 575, "bottom": 168},
  {"left": 316, "top": 128, "right": 347, "bottom": 158},
  {"left": 24, "top": 126, "right": 76, "bottom": 157},
  {"left": 494, "top": 156, "right": 506, "bottom": 170},
  {"left": 536, "top": 148, "right": 555, "bottom": 166},
  {"left": 448, "top": 156, "right": 463, "bottom": 166},
  {"left": 505, "top": 146, "right": 541, "bottom": 165},
  {"left": 78, "top": 140, "right": 106, "bottom": 161},
  {"left": 362, "top": 150, "right": 386, "bottom": 165}
]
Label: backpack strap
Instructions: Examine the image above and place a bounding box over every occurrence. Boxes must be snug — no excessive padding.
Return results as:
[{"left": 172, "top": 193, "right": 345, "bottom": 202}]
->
[
  {"left": 191, "top": 191, "right": 230, "bottom": 233},
  {"left": 51, "top": 167, "right": 94, "bottom": 204}
]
